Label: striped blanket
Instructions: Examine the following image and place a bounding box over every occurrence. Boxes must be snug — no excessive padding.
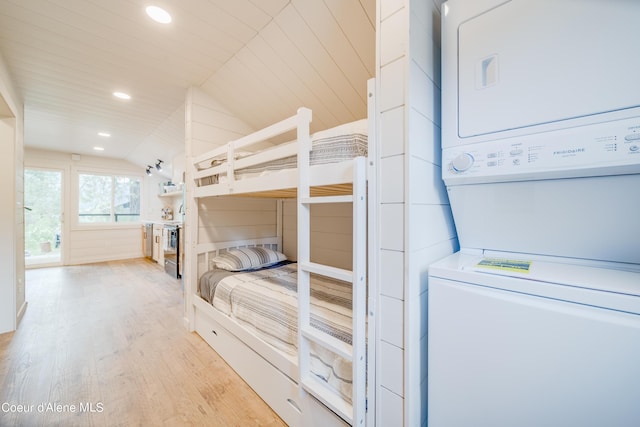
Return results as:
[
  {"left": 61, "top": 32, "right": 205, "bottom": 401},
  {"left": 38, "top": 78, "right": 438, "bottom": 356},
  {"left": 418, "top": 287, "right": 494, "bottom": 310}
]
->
[
  {"left": 234, "top": 131, "right": 368, "bottom": 177},
  {"left": 198, "top": 262, "right": 354, "bottom": 402},
  {"left": 198, "top": 119, "right": 367, "bottom": 186}
]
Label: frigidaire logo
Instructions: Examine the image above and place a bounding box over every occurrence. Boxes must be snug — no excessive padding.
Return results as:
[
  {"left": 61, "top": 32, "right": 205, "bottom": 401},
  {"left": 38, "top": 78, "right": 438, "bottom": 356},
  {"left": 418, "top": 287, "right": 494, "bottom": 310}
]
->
[{"left": 553, "top": 148, "right": 585, "bottom": 156}]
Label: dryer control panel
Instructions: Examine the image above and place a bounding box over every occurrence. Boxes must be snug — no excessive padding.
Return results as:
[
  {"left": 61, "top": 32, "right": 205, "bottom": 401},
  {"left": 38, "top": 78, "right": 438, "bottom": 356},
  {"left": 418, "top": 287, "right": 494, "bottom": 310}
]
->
[{"left": 443, "top": 116, "right": 640, "bottom": 185}]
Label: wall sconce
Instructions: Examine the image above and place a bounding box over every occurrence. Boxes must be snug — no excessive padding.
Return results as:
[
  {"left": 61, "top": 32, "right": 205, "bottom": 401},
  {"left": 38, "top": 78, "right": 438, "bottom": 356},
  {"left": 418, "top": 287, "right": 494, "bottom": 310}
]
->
[
  {"left": 146, "top": 166, "right": 153, "bottom": 176},
  {"left": 156, "top": 159, "right": 164, "bottom": 172}
]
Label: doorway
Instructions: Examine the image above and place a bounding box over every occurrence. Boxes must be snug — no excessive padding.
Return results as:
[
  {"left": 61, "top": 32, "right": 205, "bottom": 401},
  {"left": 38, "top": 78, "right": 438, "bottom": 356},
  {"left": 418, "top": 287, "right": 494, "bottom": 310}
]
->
[{"left": 24, "top": 168, "right": 63, "bottom": 268}]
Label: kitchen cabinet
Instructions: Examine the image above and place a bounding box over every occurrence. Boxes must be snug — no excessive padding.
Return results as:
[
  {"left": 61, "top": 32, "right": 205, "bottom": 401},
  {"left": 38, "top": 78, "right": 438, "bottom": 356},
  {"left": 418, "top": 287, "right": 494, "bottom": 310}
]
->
[{"left": 152, "top": 224, "right": 163, "bottom": 266}]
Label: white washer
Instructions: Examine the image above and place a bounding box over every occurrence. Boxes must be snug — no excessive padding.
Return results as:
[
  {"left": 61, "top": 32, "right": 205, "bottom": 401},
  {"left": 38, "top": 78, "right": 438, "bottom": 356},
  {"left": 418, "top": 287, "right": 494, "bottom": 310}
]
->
[
  {"left": 430, "top": 0, "right": 640, "bottom": 425},
  {"left": 428, "top": 252, "right": 640, "bottom": 427}
]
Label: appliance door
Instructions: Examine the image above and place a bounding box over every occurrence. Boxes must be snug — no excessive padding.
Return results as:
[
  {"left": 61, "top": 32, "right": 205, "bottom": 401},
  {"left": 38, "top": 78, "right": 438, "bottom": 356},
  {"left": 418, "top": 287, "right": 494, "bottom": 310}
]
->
[
  {"left": 451, "top": 0, "right": 640, "bottom": 142},
  {"left": 428, "top": 275, "right": 640, "bottom": 427},
  {"left": 163, "top": 227, "right": 177, "bottom": 254},
  {"left": 163, "top": 226, "right": 179, "bottom": 277},
  {"left": 164, "top": 257, "right": 178, "bottom": 278}
]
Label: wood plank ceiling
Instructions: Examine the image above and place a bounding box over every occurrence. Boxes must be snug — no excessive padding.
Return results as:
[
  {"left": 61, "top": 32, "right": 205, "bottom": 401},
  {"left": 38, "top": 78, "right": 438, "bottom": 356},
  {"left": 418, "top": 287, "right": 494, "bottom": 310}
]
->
[{"left": 0, "top": 0, "right": 375, "bottom": 174}]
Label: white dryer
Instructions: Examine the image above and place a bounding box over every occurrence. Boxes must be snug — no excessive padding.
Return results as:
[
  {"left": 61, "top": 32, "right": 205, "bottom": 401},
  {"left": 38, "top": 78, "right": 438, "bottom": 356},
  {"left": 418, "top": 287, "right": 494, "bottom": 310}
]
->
[{"left": 430, "top": 0, "right": 640, "bottom": 425}]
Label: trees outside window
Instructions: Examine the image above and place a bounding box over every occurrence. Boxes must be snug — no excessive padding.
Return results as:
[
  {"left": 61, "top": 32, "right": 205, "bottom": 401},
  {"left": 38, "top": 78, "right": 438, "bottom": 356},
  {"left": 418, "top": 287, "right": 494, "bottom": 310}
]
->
[
  {"left": 79, "top": 174, "right": 140, "bottom": 223},
  {"left": 24, "top": 169, "right": 62, "bottom": 257}
]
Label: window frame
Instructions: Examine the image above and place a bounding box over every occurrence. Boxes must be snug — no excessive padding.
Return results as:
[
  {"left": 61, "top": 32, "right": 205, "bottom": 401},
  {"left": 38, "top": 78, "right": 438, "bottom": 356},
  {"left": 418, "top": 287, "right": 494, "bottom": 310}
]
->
[{"left": 73, "top": 168, "right": 144, "bottom": 229}]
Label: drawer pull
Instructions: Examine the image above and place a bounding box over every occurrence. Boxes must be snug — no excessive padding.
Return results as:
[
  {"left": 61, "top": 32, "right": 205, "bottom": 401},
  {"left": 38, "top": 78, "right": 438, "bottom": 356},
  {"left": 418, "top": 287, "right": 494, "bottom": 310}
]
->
[
  {"left": 287, "top": 398, "right": 301, "bottom": 414},
  {"left": 211, "top": 329, "right": 217, "bottom": 336}
]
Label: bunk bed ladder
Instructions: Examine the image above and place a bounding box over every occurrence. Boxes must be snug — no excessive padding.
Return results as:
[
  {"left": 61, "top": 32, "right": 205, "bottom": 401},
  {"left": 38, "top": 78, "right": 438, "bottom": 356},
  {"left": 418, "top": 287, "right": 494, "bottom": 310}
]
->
[{"left": 297, "top": 114, "right": 367, "bottom": 426}]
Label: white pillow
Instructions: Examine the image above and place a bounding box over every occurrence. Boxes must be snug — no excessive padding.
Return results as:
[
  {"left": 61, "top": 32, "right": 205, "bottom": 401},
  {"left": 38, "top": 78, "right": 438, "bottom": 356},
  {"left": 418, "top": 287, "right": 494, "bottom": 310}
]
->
[{"left": 211, "top": 247, "right": 287, "bottom": 271}]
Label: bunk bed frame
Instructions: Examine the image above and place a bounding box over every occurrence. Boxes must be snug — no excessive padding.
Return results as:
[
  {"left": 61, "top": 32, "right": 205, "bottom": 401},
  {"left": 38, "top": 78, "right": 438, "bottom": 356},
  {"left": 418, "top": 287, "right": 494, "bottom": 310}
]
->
[{"left": 185, "top": 107, "right": 368, "bottom": 427}]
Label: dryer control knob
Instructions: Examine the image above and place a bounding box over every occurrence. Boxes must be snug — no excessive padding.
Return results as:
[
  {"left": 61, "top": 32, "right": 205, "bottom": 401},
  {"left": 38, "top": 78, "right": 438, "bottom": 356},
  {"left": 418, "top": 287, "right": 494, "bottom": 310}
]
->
[{"left": 451, "top": 153, "right": 475, "bottom": 173}]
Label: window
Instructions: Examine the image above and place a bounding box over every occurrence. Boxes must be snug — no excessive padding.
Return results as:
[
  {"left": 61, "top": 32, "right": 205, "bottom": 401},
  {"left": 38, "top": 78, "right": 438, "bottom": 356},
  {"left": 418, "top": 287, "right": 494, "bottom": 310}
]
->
[{"left": 78, "top": 173, "right": 141, "bottom": 223}]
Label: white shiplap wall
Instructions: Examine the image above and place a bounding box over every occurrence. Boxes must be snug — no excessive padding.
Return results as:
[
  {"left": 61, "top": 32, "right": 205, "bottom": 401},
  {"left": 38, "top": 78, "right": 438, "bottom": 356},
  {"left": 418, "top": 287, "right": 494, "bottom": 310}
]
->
[
  {"left": 15, "top": 114, "right": 25, "bottom": 323},
  {"left": 0, "top": 50, "right": 24, "bottom": 334},
  {"left": 0, "top": 0, "right": 293, "bottom": 162},
  {"left": 0, "top": 0, "right": 376, "bottom": 175},
  {"left": 126, "top": 104, "right": 186, "bottom": 180},
  {"left": 185, "top": 87, "right": 259, "bottom": 327},
  {"left": 183, "top": 85, "right": 274, "bottom": 261},
  {"left": 200, "top": 0, "right": 375, "bottom": 137},
  {"left": 198, "top": 197, "right": 278, "bottom": 247},
  {"left": 194, "top": 196, "right": 279, "bottom": 280},
  {"left": 282, "top": 199, "right": 353, "bottom": 270},
  {"left": 0, "top": 117, "right": 18, "bottom": 334},
  {"left": 376, "top": 0, "right": 457, "bottom": 425},
  {"left": 187, "top": 87, "right": 256, "bottom": 157}
]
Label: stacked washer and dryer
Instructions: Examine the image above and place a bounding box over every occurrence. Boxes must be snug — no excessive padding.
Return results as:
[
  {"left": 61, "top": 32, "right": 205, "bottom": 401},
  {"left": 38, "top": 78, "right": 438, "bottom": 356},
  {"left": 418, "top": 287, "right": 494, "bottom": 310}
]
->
[{"left": 428, "top": 1, "right": 640, "bottom": 426}]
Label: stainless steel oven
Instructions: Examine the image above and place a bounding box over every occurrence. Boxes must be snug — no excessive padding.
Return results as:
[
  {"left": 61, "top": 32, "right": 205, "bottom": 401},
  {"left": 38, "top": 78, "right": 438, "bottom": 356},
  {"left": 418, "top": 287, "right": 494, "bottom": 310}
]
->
[{"left": 162, "top": 225, "right": 181, "bottom": 278}]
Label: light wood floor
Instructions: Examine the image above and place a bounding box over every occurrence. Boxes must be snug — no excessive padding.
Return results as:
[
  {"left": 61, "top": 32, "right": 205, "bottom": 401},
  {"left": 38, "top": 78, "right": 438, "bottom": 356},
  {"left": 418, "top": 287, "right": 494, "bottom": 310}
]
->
[{"left": 0, "top": 258, "right": 287, "bottom": 427}]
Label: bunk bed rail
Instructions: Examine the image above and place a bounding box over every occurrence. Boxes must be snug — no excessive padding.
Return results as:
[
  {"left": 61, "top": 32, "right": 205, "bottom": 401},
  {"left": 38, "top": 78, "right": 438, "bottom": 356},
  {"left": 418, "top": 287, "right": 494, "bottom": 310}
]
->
[{"left": 192, "top": 107, "right": 312, "bottom": 193}]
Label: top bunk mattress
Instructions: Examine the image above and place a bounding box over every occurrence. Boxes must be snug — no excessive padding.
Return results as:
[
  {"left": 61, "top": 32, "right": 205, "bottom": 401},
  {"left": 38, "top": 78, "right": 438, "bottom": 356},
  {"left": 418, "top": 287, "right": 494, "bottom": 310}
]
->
[{"left": 198, "top": 118, "right": 367, "bottom": 186}]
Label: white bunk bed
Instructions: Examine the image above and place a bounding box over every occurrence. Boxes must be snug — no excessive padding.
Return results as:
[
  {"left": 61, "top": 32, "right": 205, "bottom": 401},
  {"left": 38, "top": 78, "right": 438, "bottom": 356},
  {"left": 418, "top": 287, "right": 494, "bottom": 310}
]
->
[{"left": 186, "top": 107, "right": 368, "bottom": 427}]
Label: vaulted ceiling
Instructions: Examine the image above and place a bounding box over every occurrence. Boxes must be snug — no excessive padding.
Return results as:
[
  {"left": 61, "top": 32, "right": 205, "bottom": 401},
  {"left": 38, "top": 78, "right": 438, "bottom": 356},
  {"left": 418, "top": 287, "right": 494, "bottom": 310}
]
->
[{"left": 0, "top": 0, "right": 375, "bottom": 174}]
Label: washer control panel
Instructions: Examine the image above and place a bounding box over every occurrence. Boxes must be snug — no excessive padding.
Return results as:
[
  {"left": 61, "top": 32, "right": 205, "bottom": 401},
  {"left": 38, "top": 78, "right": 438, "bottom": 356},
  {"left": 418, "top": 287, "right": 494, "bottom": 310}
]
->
[{"left": 443, "top": 117, "right": 640, "bottom": 184}]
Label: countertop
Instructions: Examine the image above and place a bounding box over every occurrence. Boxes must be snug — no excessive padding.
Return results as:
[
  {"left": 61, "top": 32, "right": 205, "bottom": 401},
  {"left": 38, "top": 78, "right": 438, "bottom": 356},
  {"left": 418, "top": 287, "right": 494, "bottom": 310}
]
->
[{"left": 143, "top": 220, "right": 183, "bottom": 226}]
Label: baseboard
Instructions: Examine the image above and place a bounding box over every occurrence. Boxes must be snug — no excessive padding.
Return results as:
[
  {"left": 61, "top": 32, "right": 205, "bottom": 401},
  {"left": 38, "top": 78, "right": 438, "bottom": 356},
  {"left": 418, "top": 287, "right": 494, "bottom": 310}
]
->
[
  {"left": 17, "top": 300, "right": 28, "bottom": 325},
  {"left": 68, "top": 254, "right": 150, "bottom": 266}
]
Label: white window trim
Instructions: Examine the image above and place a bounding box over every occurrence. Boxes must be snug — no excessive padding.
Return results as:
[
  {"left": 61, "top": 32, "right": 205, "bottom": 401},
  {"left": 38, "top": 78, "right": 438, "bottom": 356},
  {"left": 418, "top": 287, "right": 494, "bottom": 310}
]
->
[{"left": 72, "top": 167, "right": 144, "bottom": 230}]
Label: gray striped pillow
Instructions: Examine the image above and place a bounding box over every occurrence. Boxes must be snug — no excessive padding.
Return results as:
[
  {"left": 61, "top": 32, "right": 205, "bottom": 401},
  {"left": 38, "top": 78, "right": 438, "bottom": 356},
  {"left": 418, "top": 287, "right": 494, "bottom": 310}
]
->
[{"left": 212, "top": 247, "right": 287, "bottom": 271}]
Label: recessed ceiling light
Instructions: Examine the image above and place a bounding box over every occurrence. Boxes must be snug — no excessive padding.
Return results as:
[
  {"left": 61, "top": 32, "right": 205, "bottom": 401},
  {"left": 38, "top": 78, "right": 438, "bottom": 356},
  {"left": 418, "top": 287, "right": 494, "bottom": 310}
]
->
[
  {"left": 98, "top": 132, "right": 111, "bottom": 137},
  {"left": 93, "top": 146, "right": 105, "bottom": 151},
  {"left": 146, "top": 6, "right": 172, "bottom": 24},
  {"left": 113, "top": 91, "right": 131, "bottom": 100}
]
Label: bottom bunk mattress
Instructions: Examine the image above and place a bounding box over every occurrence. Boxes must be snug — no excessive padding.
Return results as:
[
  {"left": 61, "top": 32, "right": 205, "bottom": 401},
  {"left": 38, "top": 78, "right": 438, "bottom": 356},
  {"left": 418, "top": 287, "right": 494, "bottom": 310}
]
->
[{"left": 198, "top": 262, "right": 354, "bottom": 403}]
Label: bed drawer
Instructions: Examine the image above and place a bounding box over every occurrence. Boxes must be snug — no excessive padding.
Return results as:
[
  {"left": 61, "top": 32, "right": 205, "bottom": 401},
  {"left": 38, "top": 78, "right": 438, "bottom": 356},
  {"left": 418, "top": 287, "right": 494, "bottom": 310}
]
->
[
  {"left": 301, "top": 393, "right": 351, "bottom": 427},
  {"left": 194, "top": 307, "right": 303, "bottom": 426}
]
